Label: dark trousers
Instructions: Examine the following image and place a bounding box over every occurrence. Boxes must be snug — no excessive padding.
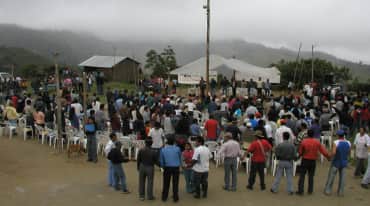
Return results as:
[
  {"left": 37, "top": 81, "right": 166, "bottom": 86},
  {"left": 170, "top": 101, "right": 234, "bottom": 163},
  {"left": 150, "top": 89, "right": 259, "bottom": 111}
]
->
[
  {"left": 162, "top": 167, "right": 180, "bottom": 201},
  {"left": 248, "top": 162, "right": 265, "bottom": 188},
  {"left": 298, "top": 159, "right": 316, "bottom": 194},
  {"left": 354, "top": 158, "right": 366, "bottom": 176},
  {"left": 139, "top": 164, "right": 154, "bottom": 199},
  {"left": 87, "top": 135, "right": 97, "bottom": 162},
  {"left": 193, "top": 171, "right": 209, "bottom": 197}
]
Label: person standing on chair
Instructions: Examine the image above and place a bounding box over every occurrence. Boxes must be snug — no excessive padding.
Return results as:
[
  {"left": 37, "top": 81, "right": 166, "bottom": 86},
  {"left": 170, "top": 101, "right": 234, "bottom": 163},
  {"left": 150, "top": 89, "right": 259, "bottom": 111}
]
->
[
  {"left": 191, "top": 136, "right": 211, "bottom": 199},
  {"left": 218, "top": 132, "right": 242, "bottom": 191},
  {"left": 137, "top": 138, "right": 159, "bottom": 201},
  {"left": 324, "top": 130, "right": 351, "bottom": 196},
  {"left": 244, "top": 130, "right": 272, "bottom": 191},
  {"left": 160, "top": 134, "right": 182, "bottom": 202},
  {"left": 296, "top": 129, "right": 330, "bottom": 195},
  {"left": 85, "top": 116, "right": 98, "bottom": 163},
  {"left": 271, "top": 132, "right": 297, "bottom": 195}
]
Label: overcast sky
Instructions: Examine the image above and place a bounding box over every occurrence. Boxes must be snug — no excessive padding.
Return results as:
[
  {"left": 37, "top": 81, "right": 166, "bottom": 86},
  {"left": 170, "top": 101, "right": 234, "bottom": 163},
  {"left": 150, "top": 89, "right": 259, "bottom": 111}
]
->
[{"left": 0, "top": 0, "right": 369, "bottom": 63}]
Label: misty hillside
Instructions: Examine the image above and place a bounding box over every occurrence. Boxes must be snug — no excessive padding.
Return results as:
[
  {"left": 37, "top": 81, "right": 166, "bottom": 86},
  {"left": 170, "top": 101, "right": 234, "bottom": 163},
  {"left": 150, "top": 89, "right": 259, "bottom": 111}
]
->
[
  {"left": 0, "top": 24, "right": 369, "bottom": 82},
  {"left": 0, "top": 46, "right": 51, "bottom": 72}
]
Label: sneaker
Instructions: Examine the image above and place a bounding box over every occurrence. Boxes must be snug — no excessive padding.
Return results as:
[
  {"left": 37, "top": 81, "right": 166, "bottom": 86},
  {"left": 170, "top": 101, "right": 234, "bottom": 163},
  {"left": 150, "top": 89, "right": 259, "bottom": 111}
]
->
[
  {"left": 147, "top": 197, "right": 156, "bottom": 200},
  {"left": 193, "top": 195, "right": 200, "bottom": 199},
  {"left": 288, "top": 192, "right": 294, "bottom": 196},
  {"left": 323, "top": 191, "right": 331, "bottom": 196},
  {"left": 270, "top": 189, "right": 277, "bottom": 194},
  {"left": 139, "top": 197, "right": 145, "bottom": 201},
  {"left": 222, "top": 186, "right": 229, "bottom": 191},
  {"left": 246, "top": 185, "right": 253, "bottom": 190}
]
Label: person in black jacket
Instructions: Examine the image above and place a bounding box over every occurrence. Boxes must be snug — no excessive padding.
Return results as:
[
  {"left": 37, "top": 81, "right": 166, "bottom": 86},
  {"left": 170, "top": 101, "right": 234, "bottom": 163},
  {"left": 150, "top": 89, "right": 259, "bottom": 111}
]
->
[
  {"left": 137, "top": 138, "right": 159, "bottom": 201},
  {"left": 108, "top": 141, "right": 131, "bottom": 194}
]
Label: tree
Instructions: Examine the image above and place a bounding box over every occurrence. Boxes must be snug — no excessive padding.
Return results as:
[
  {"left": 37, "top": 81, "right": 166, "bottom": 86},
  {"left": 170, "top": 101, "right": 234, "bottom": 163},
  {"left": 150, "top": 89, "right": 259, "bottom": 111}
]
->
[
  {"left": 273, "top": 58, "right": 352, "bottom": 89},
  {"left": 144, "top": 46, "right": 178, "bottom": 78}
]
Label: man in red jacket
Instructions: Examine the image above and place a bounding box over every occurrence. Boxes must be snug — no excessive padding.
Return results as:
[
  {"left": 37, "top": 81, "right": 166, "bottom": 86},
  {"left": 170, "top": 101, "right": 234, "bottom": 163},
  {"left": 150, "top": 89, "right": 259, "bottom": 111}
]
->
[
  {"left": 296, "top": 129, "right": 330, "bottom": 195},
  {"left": 244, "top": 130, "right": 272, "bottom": 191}
]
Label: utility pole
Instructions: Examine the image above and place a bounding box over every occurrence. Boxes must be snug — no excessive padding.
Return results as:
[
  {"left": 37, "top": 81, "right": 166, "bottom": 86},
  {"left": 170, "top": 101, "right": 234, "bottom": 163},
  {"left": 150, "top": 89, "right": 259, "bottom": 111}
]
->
[
  {"left": 311, "top": 45, "right": 314, "bottom": 83},
  {"left": 293, "top": 42, "right": 302, "bottom": 85},
  {"left": 204, "top": 0, "right": 211, "bottom": 96},
  {"left": 54, "top": 52, "right": 63, "bottom": 152}
]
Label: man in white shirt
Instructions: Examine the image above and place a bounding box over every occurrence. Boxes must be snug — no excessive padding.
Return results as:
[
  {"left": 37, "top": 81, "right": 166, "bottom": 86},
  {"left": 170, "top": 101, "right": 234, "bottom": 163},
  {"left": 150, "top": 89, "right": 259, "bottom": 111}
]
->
[
  {"left": 185, "top": 100, "right": 196, "bottom": 112},
  {"left": 148, "top": 122, "right": 164, "bottom": 150},
  {"left": 192, "top": 136, "right": 211, "bottom": 199},
  {"left": 71, "top": 99, "right": 83, "bottom": 119},
  {"left": 361, "top": 134, "right": 370, "bottom": 189},
  {"left": 274, "top": 119, "right": 295, "bottom": 146},
  {"left": 104, "top": 133, "right": 117, "bottom": 187}
]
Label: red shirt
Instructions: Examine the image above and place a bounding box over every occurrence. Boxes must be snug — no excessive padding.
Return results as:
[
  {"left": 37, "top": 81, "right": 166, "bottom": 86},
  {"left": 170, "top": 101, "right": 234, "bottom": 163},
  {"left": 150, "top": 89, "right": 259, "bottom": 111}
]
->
[
  {"left": 299, "top": 137, "right": 329, "bottom": 160},
  {"left": 248, "top": 139, "right": 272, "bottom": 163},
  {"left": 204, "top": 119, "right": 218, "bottom": 140},
  {"left": 182, "top": 150, "right": 194, "bottom": 168}
]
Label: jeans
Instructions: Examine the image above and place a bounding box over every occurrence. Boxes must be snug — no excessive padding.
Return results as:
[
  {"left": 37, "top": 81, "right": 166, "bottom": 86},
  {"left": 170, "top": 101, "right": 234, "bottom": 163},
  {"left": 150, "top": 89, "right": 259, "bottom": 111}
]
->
[
  {"left": 183, "top": 168, "right": 193, "bottom": 193},
  {"left": 248, "top": 162, "right": 265, "bottom": 189},
  {"left": 108, "top": 160, "right": 115, "bottom": 187},
  {"left": 139, "top": 164, "right": 154, "bottom": 199},
  {"left": 162, "top": 167, "right": 180, "bottom": 201},
  {"left": 86, "top": 134, "right": 97, "bottom": 162},
  {"left": 324, "top": 165, "right": 345, "bottom": 196},
  {"left": 354, "top": 158, "right": 366, "bottom": 176},
  {"left": 298, "top": 159, "right": 316, "bottom": 194},
  {"left": 224, "top": 157, "right": 238, "bottom": 190},
  {"left": 112, "top": 163, "right": 127, "bottom": 191},
  {"left": 271, "top": 160, "right": 294, "bottom": 193},
  {"left": 193, "top": 171, "right": 208, "bottom": 197},
  {"left": 361, "top": 154, "right": 370, "bottom": 185}
]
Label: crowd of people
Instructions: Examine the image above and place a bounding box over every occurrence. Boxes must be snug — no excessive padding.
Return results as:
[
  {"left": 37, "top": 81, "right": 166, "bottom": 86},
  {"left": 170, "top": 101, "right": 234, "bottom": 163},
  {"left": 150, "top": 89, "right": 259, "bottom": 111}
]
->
[{"left": 1, "top": 73, "right": 370, "bottom": 202}]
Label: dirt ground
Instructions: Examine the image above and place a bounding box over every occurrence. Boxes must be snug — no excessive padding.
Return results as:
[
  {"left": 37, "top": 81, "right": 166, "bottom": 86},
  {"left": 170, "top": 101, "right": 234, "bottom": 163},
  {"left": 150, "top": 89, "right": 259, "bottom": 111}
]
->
[{"left": 0, "top": 135, "right": 369, "bottom": 206}]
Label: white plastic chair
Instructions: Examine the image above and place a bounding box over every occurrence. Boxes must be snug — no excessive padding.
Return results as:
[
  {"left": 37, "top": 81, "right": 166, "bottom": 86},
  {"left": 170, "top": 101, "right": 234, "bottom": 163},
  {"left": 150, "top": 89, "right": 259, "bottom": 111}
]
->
[
  {"left": 18, "top": 117, "right": 33, "bottom": 141},
  {"left": 120, "top": 139, "right": 133, "bottom": 160},
  {"left": 205, "top": 141, "right": 219, "bottom": 161},
  {"left": 6, "top": 121, "right": 18, "bottom": 140},
  {"left": 34, "top": 124, "right": 47, "bottom": 144},
  {"left": 133, "top": 140, "right": 146, "bottom": 160}
]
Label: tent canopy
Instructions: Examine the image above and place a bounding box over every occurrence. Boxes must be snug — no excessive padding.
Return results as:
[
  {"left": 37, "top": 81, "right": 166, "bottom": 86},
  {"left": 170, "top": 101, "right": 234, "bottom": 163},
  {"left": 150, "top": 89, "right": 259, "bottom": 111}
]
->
[{"left": 170, "top": 54, "right": 280, "bottom": 84}]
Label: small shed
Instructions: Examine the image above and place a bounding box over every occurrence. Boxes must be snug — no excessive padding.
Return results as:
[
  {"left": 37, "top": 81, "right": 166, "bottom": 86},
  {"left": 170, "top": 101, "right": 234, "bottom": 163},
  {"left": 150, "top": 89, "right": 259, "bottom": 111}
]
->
[{"left": 79, "top": 55, "right": 140, "bottom": 83}]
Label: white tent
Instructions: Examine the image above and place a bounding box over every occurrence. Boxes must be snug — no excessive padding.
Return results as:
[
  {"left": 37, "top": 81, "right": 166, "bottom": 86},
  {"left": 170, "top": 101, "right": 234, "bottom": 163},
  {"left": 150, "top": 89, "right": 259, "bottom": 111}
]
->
[{"left": 170, "top": 54, "right": 280, "bottom": 84}]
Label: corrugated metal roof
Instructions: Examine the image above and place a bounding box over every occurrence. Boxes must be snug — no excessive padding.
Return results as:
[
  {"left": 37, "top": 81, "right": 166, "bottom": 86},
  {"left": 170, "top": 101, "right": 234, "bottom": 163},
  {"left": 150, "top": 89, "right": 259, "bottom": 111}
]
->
[{"left": 78, "top": 55, "right": 138, "bottom": 68}]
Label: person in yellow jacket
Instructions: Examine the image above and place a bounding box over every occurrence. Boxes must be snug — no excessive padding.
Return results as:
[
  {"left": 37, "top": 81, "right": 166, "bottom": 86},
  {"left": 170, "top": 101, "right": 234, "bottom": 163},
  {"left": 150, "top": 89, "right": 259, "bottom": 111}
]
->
[{"left": 4, "top": 102, "right": 18, "bottom": 126}]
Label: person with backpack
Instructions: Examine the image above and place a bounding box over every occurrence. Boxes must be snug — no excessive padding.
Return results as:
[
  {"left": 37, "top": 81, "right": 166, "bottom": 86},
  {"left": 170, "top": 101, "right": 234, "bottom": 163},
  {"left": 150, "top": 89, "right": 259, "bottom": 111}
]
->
[
  {"left": 244, "top": 130, "right": 272, "bottom": 191},
  {"left": 107, "top": 141, "right": 131, "bottom": 194}
]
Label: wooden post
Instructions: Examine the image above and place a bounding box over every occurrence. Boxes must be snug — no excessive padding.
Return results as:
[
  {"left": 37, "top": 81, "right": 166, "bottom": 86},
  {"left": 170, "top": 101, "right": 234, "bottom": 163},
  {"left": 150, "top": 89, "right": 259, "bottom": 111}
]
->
[
  {"left": 54, "top": 52, "right": 63, "bottom": 152},
  {"left": 83, "top": 72, "right": 87, "bottom": 127},
  {"left": 206, "top": 0, "right": 210, "bottom": 96}
]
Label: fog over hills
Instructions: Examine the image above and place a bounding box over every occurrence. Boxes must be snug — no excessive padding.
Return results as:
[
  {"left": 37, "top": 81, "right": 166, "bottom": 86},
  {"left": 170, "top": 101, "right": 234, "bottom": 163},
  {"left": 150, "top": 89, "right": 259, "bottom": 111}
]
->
[{"left": 0, "top": 24, "right": 369, "bottom": 81}]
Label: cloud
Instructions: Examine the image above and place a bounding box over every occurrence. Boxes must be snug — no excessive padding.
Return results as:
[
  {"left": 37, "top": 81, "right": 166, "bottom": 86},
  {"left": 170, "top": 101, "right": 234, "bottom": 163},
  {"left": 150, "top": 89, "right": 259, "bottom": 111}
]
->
[{"left": 0, "top": 0, "right": 369, "bottom": 63}]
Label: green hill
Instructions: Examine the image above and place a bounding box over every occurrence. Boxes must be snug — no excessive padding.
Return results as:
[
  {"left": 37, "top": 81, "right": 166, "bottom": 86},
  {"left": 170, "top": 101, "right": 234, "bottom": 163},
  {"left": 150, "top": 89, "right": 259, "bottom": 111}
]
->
[{"left": 0, "top": 46, "right": 51, "bottom": 75}]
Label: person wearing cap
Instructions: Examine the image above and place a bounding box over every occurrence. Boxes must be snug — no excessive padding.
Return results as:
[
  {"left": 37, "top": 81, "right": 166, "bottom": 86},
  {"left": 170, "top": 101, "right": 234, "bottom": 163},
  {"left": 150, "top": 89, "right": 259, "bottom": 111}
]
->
[
  {"left": 271, "top": 132, "right": 297, "bottom": 195},
  {"left": 324, "top": 130, "right": 351, "bottom": 196},
  {"left": 137, "top": 138, "right": 159, "bottom": 201},
  {"left": 244, "top": 130, "right": 272, "bottom": 191},
  {"left": 296, "top": 129, "right": 330, "bottom": 195},
  {"left": 275, "top": 119, "right": 295, "bottom": 146},
  {"left": 218, "top": 132, "right": 243, "bottom": 191}
]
